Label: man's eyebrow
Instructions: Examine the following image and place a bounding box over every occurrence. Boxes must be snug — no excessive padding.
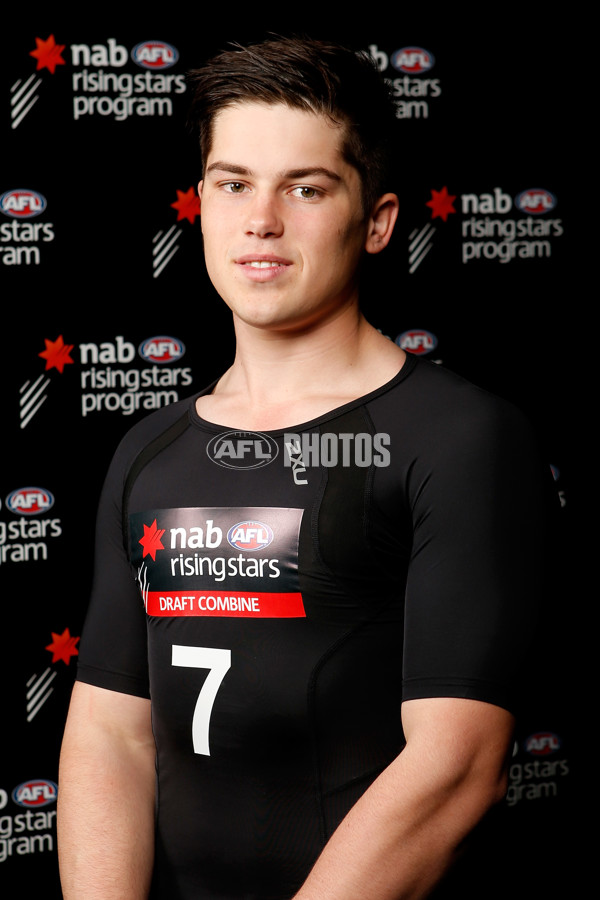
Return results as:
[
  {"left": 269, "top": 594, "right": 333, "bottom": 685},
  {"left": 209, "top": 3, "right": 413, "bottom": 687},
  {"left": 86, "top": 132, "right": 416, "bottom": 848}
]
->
[
  {"left": 284, "top": 167, "right": 341, "bottom": 183},
  {"left": 205, "top": 162, "right": 342, "bottom": 182},
  {"left": 205, "top": 162, "right": 252, "bottom": 177}
]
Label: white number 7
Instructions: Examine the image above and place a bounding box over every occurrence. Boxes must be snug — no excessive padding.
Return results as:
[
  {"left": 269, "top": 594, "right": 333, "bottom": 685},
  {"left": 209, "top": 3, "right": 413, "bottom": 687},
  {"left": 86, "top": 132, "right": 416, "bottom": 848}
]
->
[{"left": 172, "top": 645, "right": 232, "bottom": 755}]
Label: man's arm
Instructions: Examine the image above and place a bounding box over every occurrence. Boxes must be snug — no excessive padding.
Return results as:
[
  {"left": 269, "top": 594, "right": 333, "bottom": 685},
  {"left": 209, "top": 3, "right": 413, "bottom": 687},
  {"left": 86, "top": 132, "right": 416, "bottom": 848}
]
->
[
  {"left": 57, "top": 681, "right": 156, "bottom": 899},
  {"left": 293, "top": 696, "right": 514, "bottom": 900}
]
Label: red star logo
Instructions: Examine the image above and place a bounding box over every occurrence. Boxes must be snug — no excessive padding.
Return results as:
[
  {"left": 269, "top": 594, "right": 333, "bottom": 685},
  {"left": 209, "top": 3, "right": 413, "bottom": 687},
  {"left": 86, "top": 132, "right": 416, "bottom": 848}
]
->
[
  {"left": 426, "top": 186, "right": 457, "bottom": 222},
  {"left": 171, "top": 187, "right": 200, "bottom": 224},
  {"left": 139, "top": 519, "right": 166, "bottom": 560},
  {"left": 29, "top": 35, "right": 66, "bottom": 74},
  {"left": 46, "top": 628, "right": 79, "bottom": 665},
  {"left": 38, "top": 335, "right": 75, "bottom": 373}
]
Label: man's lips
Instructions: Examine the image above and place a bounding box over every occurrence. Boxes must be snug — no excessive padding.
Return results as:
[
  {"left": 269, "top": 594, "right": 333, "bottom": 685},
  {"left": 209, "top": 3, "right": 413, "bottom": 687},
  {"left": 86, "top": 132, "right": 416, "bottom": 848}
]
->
[
  {"left": 235, "top": 254, "right": 292, "bottom": 267},
  {"left": 234, "top": 254, "right": 293, "bottom": 280}
]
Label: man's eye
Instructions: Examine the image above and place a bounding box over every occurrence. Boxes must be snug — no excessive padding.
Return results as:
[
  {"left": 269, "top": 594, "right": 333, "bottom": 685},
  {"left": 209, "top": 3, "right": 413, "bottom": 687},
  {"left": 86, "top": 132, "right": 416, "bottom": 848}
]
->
[
  {"left": 225, "top": 182, "right": 246, "bottom": 193},
  {"left": 293, "top": 186, "right": 320, "bottom": 200}
]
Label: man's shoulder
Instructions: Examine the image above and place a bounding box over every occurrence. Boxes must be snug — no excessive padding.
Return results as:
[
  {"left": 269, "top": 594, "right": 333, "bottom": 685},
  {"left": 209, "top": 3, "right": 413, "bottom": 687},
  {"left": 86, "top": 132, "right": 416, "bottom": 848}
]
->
[
  {"left": 107, "top": 393, "right": 199, "bottom": 474},
  {"left": 393, "top": 357, "right": 525, "bottom": 417},
  {"left": 371, "top": 357, "right": 535, "bottom": 449}
]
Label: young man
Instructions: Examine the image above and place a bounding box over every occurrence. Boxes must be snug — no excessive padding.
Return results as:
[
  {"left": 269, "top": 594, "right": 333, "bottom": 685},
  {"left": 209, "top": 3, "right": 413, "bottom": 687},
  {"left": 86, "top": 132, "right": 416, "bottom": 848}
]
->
[{"left": 57, "top": 37, "right": 544, "bottom": 899}]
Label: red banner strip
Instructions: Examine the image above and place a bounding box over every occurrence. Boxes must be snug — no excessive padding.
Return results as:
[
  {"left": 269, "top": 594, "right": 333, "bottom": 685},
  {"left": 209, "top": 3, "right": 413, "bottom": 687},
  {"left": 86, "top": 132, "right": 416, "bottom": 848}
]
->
[{"left": 145, "top": 590, "right": 305, "bottom": 618}]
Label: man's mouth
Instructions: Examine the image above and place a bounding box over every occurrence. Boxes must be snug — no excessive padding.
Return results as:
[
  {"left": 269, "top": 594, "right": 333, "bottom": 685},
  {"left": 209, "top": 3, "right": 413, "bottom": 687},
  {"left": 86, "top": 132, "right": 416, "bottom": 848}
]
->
[
  {"left": 244, "top": 261, "right": 285, "bottom": 268},
  {"left": 236, "top": 254, "right": 291, "bottom": 267},
  {"left": 234, "top": 255, "right": 292, "bottom": 280}
]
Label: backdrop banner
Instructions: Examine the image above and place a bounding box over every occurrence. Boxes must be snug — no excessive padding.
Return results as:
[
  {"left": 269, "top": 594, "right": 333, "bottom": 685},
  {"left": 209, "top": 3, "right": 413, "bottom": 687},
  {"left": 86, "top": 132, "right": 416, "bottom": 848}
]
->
[{"left": 1, "top": 17, "right": 580, "bottom": 897}]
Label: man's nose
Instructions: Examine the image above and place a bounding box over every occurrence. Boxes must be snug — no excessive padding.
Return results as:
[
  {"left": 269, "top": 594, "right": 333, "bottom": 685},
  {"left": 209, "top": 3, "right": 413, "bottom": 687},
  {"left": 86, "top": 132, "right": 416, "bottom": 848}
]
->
[{"left": 244, "top": 191, "right": 284, "bottom": 238}]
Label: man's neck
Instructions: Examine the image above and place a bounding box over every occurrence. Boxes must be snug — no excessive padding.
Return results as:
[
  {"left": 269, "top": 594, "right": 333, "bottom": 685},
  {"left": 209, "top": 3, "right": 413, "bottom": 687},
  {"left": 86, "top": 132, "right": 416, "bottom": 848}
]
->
[{"left": 197, "top": 306, "right": 405, "bottom": 431}]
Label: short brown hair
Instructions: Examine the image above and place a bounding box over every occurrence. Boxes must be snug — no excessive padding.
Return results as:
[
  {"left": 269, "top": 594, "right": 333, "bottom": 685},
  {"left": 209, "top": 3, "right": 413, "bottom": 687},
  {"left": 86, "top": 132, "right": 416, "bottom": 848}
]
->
[{"left": 186, "top": 35, "right": 397, "bottom": 216}]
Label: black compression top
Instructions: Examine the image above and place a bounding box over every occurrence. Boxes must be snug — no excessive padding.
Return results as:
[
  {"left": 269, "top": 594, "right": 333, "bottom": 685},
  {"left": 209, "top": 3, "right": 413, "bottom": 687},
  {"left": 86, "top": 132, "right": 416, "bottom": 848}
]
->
[{"left": 76, "top": 354, "right": 544, "bottom": 899}]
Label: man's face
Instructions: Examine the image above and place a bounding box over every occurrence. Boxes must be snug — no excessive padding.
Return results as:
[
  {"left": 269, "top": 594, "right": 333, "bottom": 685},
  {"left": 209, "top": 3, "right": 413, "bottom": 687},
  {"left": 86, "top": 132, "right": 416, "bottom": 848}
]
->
[{"left": 198, "top": 102, "right": 375, "bottom": 335}]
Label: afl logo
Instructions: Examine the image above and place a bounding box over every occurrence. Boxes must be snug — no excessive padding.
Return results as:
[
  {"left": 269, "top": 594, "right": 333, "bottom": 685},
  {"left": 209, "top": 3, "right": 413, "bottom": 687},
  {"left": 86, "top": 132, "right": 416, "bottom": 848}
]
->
[
  {"left": 12, "top": 779, "right": 58, "bottom": 808},
  {"left": 0, "top": 189, "right": 46, "bottom": 219},
  {"left": 395, "top": 329, "right": 438, "bottom": 355},
  {"left": 207, "top": 431, "right": 279, "bottom": 469},
  {"left": 6, "top": 487, "right": 54, "bottom": 516},
  {"left": 131, "top": 40, "right": 179, "bottom": 69},
  {"left": 525, "top": 732, "right": 561, "bottom": 755},
  {"left": 138, "top": 336, "right": 185, "bottom": 363},
  {"left": 391, "top": 47, "right": 435, "bottom": 74},
  {"left": 227, "top": 520, "right": 274, "bottom": 551},
  {"left": 515, "top": 188, "right": 556, "bottom": 215}
]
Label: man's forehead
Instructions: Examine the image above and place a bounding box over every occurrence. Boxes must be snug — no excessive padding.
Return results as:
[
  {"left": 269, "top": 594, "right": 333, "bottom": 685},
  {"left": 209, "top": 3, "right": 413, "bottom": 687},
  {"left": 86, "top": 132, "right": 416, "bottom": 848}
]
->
[{"left": 209, "top": 101, "right": 346, "bottom": 153}]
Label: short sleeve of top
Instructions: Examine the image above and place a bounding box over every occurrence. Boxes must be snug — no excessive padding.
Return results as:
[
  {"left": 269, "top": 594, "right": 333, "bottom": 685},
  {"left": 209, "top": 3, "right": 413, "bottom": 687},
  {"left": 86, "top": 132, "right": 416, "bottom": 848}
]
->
[
  {"left": 368, "top": 360, "right": 545, "bottom": 710},
  {"left": 76, "top": 397, "right": 196, "bottom": 698}
]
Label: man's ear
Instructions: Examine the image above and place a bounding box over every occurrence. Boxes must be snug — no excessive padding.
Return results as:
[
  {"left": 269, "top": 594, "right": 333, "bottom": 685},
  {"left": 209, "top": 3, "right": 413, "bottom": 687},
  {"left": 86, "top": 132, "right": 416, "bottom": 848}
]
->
[
  {"left": 197, "top": 180, "right": 203, "bottom": 205},
  {"left": 364, "top": 193, "right": 399, "bottom": 254}
]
